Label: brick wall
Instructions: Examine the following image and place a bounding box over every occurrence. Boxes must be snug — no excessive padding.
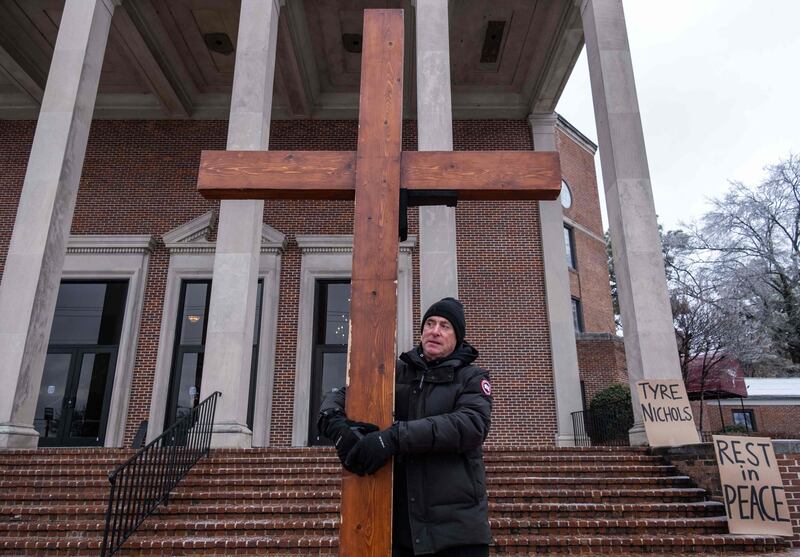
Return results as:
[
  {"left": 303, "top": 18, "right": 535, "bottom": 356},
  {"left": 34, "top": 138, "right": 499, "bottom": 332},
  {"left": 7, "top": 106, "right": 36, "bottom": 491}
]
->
[
  {"left": 557, "top": 128, "right": 614, "bottom": 335},
  {"left": 781, "top": 450, "right": 800, "bottom": 547},
  {"left": 576, "top": 333, "right": 628, "bottom": 407},
  {"left": 691, "top": 400, "right": 800, "bottom": 439},
  {"left": 0, "top": 118, "right": 616, "bottom": 448}
]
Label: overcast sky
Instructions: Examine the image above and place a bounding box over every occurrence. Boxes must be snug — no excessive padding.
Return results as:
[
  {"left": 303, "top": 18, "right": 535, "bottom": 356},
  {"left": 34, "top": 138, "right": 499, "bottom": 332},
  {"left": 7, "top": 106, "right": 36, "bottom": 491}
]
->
[{"left": 555, "top": 0, "right": 800, "bottom": 232}]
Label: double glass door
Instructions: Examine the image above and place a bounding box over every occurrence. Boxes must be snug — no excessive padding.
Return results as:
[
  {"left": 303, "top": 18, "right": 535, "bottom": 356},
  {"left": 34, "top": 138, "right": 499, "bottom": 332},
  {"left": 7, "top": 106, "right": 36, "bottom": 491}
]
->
[
  {"left": 36, "top": 348, "right": 117, "bottom": 446},
  {"left": 165, "top": 280, "right": 263, "bottom": 430},
  {"left": 35, "top": 281, "right": 127, "bottom": 446}
]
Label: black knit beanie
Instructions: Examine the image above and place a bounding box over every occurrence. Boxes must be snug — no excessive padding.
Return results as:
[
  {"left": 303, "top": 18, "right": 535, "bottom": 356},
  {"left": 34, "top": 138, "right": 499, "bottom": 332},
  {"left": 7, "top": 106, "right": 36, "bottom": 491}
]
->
[{"left": 421, "top": 297, "right": 466, "bottom": 347}]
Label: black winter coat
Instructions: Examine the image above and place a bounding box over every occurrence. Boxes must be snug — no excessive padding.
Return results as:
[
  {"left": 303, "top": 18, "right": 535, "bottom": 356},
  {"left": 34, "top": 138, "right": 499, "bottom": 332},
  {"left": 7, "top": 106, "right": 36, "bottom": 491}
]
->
[{"left": 320, "top": 342, "right": 493, "bottom": 555}]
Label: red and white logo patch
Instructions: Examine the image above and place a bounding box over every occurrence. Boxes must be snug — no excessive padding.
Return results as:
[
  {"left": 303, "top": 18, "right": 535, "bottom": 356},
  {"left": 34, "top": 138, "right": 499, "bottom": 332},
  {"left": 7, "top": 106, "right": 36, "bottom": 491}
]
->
[{"left": 480, "top": 379, "right": 492, "bottom": 396}]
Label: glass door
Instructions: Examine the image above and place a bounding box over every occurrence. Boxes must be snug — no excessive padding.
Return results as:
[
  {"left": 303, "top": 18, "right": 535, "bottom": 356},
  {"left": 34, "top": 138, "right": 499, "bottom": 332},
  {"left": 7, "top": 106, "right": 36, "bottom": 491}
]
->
[
  {"left": 165, "top": 280, "right": 263, "bottom": 430},
  {"left": 35, "top": 281, "right": 127, "bottom": 446}
]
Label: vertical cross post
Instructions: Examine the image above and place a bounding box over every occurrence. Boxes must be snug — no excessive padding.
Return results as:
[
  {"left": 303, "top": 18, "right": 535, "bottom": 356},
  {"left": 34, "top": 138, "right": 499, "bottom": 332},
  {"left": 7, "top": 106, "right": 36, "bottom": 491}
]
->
[{"left": 339, "top": 10, "right": 404, "bottom": 556}]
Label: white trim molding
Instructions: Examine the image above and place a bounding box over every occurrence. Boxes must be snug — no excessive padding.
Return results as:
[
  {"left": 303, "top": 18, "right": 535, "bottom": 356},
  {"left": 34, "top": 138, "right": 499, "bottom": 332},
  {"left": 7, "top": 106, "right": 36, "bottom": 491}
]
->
[
  {"left": 148, "top": 212, "right": 285, "bottom": 446},
  {"left": 291, "top": 234, "right": 416, "bottom": 446},
  {"left": 63, "top": 234, "right": 154, "bottom": 447}
]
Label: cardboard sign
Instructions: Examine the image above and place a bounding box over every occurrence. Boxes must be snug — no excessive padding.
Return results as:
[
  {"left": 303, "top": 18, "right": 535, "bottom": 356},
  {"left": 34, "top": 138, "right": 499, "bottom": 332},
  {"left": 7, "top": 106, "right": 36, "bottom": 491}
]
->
[
  {"left": 713, "top": 435, "right": 793, "bottom": 536},
  {"left": 636, "top": 380, "right": 700, "bottom": 447}
]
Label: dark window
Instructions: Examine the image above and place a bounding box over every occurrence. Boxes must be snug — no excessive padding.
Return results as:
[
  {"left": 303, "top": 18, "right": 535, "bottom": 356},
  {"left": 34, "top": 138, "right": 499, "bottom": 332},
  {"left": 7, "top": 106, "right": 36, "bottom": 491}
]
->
[
  {"left": 571, "top": 297, "right": 584, "bottom": 333},
  {"left": 564, "top": 225, "right": 576, "bottom": 269},
  {"left": 732, "top": 409, "right": 756, "bottom": 432},
  {"left": 309, "top": 280, "right": 351, "bottom": 445},
  {"left": 35, "top": 281, "right": 128, "bottom": 446},
  {"left": 165, "top": 279, "right": 263, "bottom": 430},
  {"left": 49, "top": 282, "right": 126, "bottom": 345}
]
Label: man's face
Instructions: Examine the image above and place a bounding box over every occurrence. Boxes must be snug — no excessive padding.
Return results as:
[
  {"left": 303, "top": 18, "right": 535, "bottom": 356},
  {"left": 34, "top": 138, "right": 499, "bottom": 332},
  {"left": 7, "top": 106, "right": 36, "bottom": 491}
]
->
[{"left": 421, "top": 316, "right": 457, "bottom": 361}]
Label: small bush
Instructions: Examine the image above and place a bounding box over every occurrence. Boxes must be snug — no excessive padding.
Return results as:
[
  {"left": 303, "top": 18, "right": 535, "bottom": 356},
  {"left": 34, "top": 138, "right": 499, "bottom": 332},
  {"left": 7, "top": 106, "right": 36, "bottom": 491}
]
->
[
  {"left": 587, "top": 383, "right": 634, "bottom": 445},
  {"left": 590, "top": 383, "right": 631, "bottom": 410}
]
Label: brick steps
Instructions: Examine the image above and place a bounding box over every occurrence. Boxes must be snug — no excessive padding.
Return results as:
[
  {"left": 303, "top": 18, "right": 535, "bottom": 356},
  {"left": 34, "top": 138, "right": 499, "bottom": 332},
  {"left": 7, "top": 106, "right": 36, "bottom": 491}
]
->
[
  {"left": 489, "top": 534, "right": 789, "bottom": 554},
  {"left": 0, "top": 488, "right": 710, "bottom": 506},
  {"left": 0, "top": 475, "right": 694, "bottom": 492},
  {"left": 485, "top": 464, "right": 679, "bottom": 477},
  {"left": 488, "top": 487, "right": 708, "bottom": 503},
  {"left": 0, "top": 447, "right": 791, "bottom": 556},
  {"left": 0, "top": 464, "right": 680, "bottom": 482},
  {"left": 0, "top": 534, "right": 789, "bottom": 555},
  {"left": 0, "top": 516, "right": 732, "bottom": 537},
  {"left": 484, "top": 454, "right": 664, "bottom": 464},
  {"left": 487, "top": 475, "right": 693, "bottom": 487},
  {"left": 0, "top": 501, "right": 726, "bottom": 523},
  {"left": 490, "top": 501, "right": 727, "bottom": 519}
]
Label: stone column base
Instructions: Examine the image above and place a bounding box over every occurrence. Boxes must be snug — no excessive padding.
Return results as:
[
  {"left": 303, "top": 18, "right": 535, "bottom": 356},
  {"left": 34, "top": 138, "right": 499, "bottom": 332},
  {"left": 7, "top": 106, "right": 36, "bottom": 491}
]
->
[
  {"left": 210, "top": 421, "right": 253, "bottom": 449},
  {"left": 555, "top": 433, "right": 577, "bottom": 447},
  {"left": 0, "top": 423, "right": 40, "bottom": 449},
  {"left": 628, "top": 422, "right": 649, "bottom": 446}
]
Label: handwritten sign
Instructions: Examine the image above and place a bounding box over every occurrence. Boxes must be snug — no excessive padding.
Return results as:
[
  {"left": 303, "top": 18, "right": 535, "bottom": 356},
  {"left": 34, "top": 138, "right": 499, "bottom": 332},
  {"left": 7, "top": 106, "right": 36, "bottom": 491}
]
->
[
  {"left": 713, "top": 435, "right": 792, "bottom": 536},
  {"left": 636, "top": 380, "right": 700, "bottom": 446}
]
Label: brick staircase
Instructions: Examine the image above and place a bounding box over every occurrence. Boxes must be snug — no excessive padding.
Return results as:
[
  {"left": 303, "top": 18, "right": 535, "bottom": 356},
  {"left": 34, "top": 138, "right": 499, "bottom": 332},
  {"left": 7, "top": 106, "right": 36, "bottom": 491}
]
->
[{"left": 0, "top": 446, "right": 791, "bottom": 555}]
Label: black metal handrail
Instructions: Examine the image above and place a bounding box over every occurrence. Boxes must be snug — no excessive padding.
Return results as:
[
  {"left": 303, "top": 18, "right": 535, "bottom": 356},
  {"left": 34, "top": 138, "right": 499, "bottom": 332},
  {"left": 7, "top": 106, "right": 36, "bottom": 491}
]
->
[
  {"left": 572, "top": 402, "right": 634, "bottom": 447},
  {"left": 100, "top": 391, "right": 221, "bottom": 557}
]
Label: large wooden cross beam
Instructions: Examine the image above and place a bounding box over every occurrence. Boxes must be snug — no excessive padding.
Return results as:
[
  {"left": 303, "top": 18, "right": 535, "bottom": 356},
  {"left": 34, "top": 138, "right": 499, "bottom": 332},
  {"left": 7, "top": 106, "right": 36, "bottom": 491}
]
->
[{"left": 197, "top": 9, "right": 560, "bottom": 557}]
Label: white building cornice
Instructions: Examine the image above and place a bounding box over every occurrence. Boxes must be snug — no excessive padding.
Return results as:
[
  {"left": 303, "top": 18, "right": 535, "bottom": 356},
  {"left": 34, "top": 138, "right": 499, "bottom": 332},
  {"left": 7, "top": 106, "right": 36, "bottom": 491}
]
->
[{"left": 67, "top": 234, "right": 156, "bottom": 254}]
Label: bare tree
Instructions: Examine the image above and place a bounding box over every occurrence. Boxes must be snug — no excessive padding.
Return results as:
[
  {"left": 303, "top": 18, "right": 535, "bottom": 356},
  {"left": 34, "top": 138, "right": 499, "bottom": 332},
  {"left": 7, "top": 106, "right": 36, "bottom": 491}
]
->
[
  {"left": 662, "top": 229, "right": 727, "bottom": 429},
  {"left": 686, "top": 154, "right": 800, "bottom": 376},
  {"left": 605, "top": 155, "right": 800, "bottom": 378}
]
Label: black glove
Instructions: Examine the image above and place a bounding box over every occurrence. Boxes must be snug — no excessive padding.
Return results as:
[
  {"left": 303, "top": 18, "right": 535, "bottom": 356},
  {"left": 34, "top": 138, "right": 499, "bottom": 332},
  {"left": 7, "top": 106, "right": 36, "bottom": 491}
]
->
[
  {"left": 319, "top": 412, "right": 379, "bottom": 467},
  {"left": 345, "top": 424, "right": 399, "bottom": 476}
]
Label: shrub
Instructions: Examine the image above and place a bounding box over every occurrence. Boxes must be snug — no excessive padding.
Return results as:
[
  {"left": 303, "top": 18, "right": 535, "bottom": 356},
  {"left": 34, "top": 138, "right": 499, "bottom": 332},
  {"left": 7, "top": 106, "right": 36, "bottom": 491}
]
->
[
  {"left": 587, "top": 383, "right": 634, "bottom": 445},
  {"left": 590, "top": 383, "right": 631, "bottom": 411}
]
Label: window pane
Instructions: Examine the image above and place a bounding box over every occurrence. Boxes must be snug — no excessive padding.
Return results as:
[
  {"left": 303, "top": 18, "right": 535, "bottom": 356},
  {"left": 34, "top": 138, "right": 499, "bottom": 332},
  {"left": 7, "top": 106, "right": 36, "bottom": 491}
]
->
[
  {"left": 69, "top": 352, "right": 111, "bottom": 439},
  {"left": 324, "top": 283, "right": 351, "bottom": 344},
  {"left": 34, "top": 353, "right": 72, "bottom": 438},
  {"left": 321, "top": 352, "right": 347, "bottom": 399},
  {"left": 733, "top": 410, "right": 754, "bottom": 430},
  {"left": 180, "top": 283, "right": 209, "bottom": 344},
  {"left": 253, "top": 280, "right": 263, "bottom": 345},
  {"left": 564, "top": 226, "right": 575, "bottom": 268},
  {"left": 175, "top": 352, "right": 204, "bottom": 420},
  {"left": 50, "top": 282, "right": 127, "bottom": 345},
  {"left": 572, "top": 298, "right": 584, "bottom": 333}
]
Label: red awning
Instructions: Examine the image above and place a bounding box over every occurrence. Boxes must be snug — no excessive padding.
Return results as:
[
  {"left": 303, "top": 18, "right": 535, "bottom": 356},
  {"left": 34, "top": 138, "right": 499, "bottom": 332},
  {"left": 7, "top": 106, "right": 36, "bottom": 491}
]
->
[{"left": 685, "top": 356, "right": 748, "bottom": 399}]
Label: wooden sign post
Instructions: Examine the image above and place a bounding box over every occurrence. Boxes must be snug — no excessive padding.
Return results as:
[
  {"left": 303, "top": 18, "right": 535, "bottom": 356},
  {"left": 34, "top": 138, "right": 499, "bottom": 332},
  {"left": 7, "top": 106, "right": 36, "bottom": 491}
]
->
[{"left": 197, "top": 9, "right": 561, "bottom": 556}]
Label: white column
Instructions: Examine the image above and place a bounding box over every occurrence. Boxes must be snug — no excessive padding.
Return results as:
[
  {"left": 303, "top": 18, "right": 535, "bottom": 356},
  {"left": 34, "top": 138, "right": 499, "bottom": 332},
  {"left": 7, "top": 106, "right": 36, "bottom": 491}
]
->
[
  {"left": 199, "top": 0, "right": 281, "bottom": 448},
  {"left": 414, "top": 0, "right": 459, "bottom": 314},
  {"left": 0, "top": 0, "right": 119, "bottom": 449},
  {"left": 580, "top": 0, "right": 682, "bottom": 445},
  {"left": 530, "top": 113, "right": 582, "bottom": 447}
]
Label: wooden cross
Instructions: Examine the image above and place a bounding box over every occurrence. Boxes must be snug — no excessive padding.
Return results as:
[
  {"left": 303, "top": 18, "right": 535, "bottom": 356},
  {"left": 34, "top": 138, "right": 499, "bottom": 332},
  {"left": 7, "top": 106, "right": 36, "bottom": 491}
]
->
[{"left": 197, "top": 9, "right": 560, "bottom": 556}]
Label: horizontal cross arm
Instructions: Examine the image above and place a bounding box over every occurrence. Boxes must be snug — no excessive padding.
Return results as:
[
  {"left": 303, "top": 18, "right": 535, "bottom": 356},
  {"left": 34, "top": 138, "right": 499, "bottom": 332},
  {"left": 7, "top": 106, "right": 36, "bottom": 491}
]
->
[
  {"left": 198, "top": 150, "right": 356, "bottom": 199},
  {"left": 197, "top": 150, "right": 561, "bottom": 201},
  {"left": 401, "top": 151, "right": 561, "bottom": 200}
]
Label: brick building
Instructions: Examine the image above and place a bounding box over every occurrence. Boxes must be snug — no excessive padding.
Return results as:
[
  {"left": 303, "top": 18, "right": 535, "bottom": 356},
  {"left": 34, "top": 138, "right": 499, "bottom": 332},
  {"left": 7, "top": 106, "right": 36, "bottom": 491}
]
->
[
  {"left": 691, "top": 378, "right": 800, "bottom": 439},
  {"left": 0, "top": 0, "right": 675, "bottom": 451}
]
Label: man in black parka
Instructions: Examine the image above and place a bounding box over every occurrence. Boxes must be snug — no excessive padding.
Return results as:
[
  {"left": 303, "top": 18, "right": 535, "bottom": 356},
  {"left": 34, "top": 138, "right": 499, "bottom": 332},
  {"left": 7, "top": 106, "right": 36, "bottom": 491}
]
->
[{"left": 318, "top": 297, "right": 493, "bottom": 557}]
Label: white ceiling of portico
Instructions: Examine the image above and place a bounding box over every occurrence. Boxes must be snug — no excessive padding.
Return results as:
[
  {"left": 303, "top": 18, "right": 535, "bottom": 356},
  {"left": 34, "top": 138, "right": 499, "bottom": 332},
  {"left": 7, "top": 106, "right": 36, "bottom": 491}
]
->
[{"left": 0, "top": 0, "right": 584, "bottom": 120}]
